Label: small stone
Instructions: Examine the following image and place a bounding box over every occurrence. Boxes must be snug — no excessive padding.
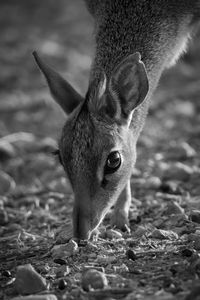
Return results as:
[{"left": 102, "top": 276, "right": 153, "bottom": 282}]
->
[
  {"left": 15, "top": 264, "right": 47, "bottom": 295},
  {"left": 106, "top": 229, "right": 122, "bottom": 239},
  {"left": 58, "top": 279, "right": 67, "bottom": 290},
  {"left": 163, "top": 201, "right": 185, "bottom": 216},
  {"left": 81, "top": 269, "right": 108, "bottom": 292},
  {"left": 11, "top": 295, "right": 57, "bottom": 300},
  {"left": 51, "top": 240, "right": 78, "bottom": 259},
  {"left": 133, "top": 226, "right": 148, "bottom": 238},
  {"left": 53, "top": 258, "right": 67, "bottom": 265},
  {"left": 181, "top": 249, "right": 193, "bottom": 257},
  {"left": 189, "top": 210, "right": 200, "bottom": 224},
  {"left": 145, "top": 176, "right": 161, "bottom": 189},
  {"left": 126, "top": 249, "right": 137, "bottom": 261},
  {"left": 162, "top": 162, "right": 193, "bottom": 181},
  {"left": 150, "top": 229, "right": 178, "bottom": 240}
]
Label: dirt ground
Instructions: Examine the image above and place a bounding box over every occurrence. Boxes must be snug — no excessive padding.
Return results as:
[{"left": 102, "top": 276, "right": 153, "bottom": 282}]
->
[{"left": 0, "top": 1, "right": 200, "bottom": 300}]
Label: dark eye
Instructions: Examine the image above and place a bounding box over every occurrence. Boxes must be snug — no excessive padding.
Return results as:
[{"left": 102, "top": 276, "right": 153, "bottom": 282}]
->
[{"left": 105, "top": 151, "right": 121, "bottom": 174}]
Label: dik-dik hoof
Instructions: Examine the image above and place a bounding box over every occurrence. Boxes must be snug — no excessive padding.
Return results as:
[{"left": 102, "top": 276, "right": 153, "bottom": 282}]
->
[{"left": 111, "top": 210, "right": 130, "bottom": 232}]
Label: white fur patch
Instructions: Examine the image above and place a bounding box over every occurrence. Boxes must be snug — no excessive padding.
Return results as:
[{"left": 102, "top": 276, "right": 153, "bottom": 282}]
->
[{"left": 168, "top": 33, "right": 191, "bottom": 67}]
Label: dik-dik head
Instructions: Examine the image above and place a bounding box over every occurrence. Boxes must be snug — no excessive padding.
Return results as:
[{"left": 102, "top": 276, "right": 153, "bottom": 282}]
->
[{"left": 33, "top": 51, "right": 149, "bottom": 239}]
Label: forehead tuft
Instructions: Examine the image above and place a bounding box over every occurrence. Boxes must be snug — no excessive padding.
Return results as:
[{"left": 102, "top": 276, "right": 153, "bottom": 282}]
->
[
  {"left": 61, "top": 108, "right": 95, "bottom": 167},
  {"left": 60, "top": 104, "right": 120, "bottom": 185}
]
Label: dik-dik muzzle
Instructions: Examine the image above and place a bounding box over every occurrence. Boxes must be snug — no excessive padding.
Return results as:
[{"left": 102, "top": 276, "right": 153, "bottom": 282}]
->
[{"left": 33, "top": 51, "right": 149, "bottom": 239}]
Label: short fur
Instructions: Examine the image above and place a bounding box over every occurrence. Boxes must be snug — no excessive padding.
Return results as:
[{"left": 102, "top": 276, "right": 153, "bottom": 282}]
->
[{"left": 34, "top": 0, "right": 200, "bottom": 239}]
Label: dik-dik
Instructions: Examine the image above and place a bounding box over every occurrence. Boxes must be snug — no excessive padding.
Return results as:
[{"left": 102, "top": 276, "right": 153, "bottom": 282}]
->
[{"left": 33, "top": 0, "right": 200, "bottom": 240}]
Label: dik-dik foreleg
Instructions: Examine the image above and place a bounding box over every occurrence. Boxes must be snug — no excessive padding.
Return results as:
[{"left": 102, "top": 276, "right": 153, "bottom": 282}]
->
[{"left": 111, "top": 180, "right": 131, "bottom": 231}]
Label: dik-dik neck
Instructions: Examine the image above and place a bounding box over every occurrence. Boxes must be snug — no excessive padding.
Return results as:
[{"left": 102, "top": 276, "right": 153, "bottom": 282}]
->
[
  {"left": 89, "top": 2, "right": 191, "bottom": 95},
  {"left": 89, "top": 11, "right": 189, "bottom": 137}
]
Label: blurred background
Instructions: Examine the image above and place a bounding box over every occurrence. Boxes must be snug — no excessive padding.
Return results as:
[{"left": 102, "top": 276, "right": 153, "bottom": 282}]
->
[
  {"left": 0, "top": 0, "right": 200, "bottom": 193},
  {"left": 0, "top": 0, "right": 93, "bottom": 138}
]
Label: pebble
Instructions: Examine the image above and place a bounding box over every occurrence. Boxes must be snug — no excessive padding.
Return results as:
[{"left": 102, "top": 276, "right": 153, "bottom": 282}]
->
[
  {"left": 145, "top": 176, "right": 161, "bottom": 189},
  {"left": 0, "top": 171, "right": 16, "bottom": 195},
  {"left": 181, "top": 249, "right": 193, "bottom": 257},
  {"left": 106, "top": 229, "right": 123, "bottom": 239},
  {"left": 162, "top": 162, "right": 193, "bottom": 181},
  {"left": 0, "top": 140, "right": 16, "bottom": 161},
  {"left": 133, "top": 226, "right": 148, "bottom": 238},
  {"left": 81, "top": 269, "right": 108, "bottom": 291},
  {"left": 11, "top": 295, "right": 57, "bottom": 300},
  {"left": 51, "top": 240, "right": 78, "bottom": 259},
  {"left": 150, "top": 229, "right": 178, "bottom": 240},
  {"left": 163, "top": 201, "right": 185, "bottom": 216},
  {"left": 58, "top": 279, "right": 67, "bottom": 290},
  {"left": 53, "top": 258, "right": 67, "bottom": 265},
  {"left": 189, "top": 210, "right": 200, "bottom": 224},
  {"left": 126, "top": 249, "right": 137, "bottom": 261},
  {"left": 14, "top": 264, "right": 47, "bottom": 295}
]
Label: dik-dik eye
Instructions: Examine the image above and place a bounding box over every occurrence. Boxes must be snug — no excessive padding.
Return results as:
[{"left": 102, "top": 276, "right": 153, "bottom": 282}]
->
[{"left": 105, "top": 151, "right": 121, "bottom": 174}]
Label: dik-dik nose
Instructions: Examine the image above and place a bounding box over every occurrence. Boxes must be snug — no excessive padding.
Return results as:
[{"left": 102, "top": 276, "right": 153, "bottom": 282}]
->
[{"left": 73, "top": 205, "right": 91, "bottom": 240}]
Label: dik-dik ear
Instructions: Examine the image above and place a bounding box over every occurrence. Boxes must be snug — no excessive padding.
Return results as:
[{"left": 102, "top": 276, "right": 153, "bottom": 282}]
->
[
  {"left": 109, "top": 52, "right": 149, "bottom": 122},
  {"left": 33, "top": 51, "right": 83, "bottom": 114}
]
